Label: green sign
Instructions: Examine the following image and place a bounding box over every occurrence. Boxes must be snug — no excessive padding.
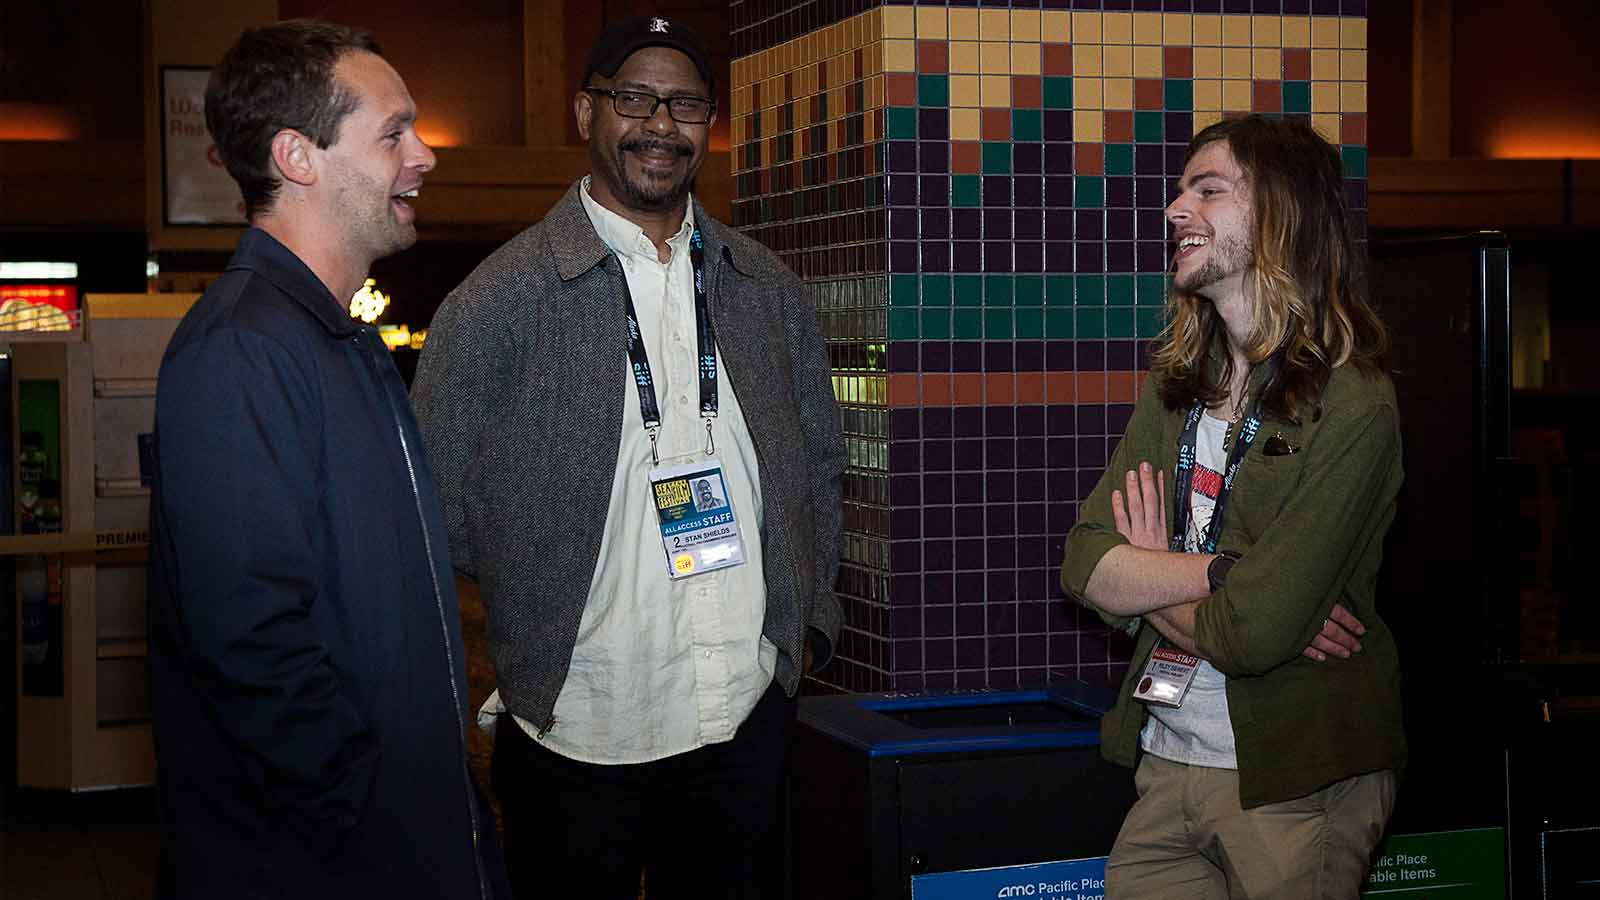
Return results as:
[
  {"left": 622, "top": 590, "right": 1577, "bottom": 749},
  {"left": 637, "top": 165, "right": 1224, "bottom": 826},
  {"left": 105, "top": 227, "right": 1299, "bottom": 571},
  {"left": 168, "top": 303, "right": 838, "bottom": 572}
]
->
[{"left": 1361, "top": 828, "right": 1505, "bottom": 898}]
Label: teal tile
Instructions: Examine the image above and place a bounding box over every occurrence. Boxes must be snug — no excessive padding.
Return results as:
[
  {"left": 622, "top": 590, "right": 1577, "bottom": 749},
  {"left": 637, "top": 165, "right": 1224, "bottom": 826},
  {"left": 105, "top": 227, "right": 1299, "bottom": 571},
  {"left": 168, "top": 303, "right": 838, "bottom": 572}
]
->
[
  {"left": 1136, "top": 273, "right": 1168, "bottom": 307},
  {"left": 1012, "top": 109, "right": 1042, "bottom": 142},
  {"left": 1015, "top": 275, "right": 1043, "bottom": 307},
  {"left": 1106, "top": 307, "right": 1135, "bottom": 340},
  {"left": 1045, "top": 275, "right": 1074, "bottom": 307},
  {"left": 890, "top": 274, "right": 920, "bottom": 307},
  {"left": 952, "top": 309, "right": 983, "bottom": 340},
  {"left": 1341, "top": 145, "right": 1368, "bottom": 178},
  {"left": 886, "top": 107, "right": 918, "bottom": 140},
  {"left": 1075, "top": 307, "right": 1106, "bottom": 339},
  {"left": 1015, "top": 308, "right": 1044, "bottom": 339},
  {"left": 1106, "top": 274, "right": 1135, "bottom": 306},
  {"left": 1074, "top": 176, "right": 1104, "bottom": 208},
  {"left": 1282, "top": 81, "right": 1311, "bottom": 114},
  {"left": 1076, "top": 274, "right": 1106, "bottom": 306},
  {"left": 985, "top": 275, "right": 1015, "bottom": 307},
  {"left": 982, "top": 142, "right": 1012, "bottom": 175},
  {"left": 952, "top": 174, "right": 981, "bottom": 207},
  {"left": 985, "top": 308, "right": 1013, "bottom": 339},
  {"left": 889, "top": 308, "right": 918, "bottom": 340},
  {"left": 1042, "top": 77, "right": 1073, "bottom": 109},
  {"left": 922, "top": 308, "right": 951, "bottom": 339},
  {"left": 1135, "top": 111, "right": 1164, "bottom": 144},
  {"left": 922, "top": 274, "right": 952, "bottom": 306},
  {"left": 1104, "top": 144, "right": 1134, "bottom": 176},
  {"left": 1164, "top": 79, "right": 1193, "bottom": 111},
  {"left": 918, "top": 74, "right": 949, "bottom": 108},
  {"left": 953, "top": 275, "right": 983, "bottom": 307},
  {"left": 1137, "top": 306, "right": 1165, "bottom": 339},
  {"left": 1045, "top": 308, "right": 1075, "bottom": 339}
]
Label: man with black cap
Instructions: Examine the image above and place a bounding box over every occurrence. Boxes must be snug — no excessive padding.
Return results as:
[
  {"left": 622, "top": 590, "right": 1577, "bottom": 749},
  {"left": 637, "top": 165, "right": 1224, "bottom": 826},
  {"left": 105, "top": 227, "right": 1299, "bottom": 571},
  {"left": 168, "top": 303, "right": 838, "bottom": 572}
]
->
[{"left": 413, "top": 15, "right": 844, "bottom": 900}]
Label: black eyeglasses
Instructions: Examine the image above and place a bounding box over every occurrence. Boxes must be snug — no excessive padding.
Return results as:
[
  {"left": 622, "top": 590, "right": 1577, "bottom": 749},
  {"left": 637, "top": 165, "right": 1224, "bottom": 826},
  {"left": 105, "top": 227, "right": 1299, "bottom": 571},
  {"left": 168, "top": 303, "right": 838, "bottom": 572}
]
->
[{"left": 584, "top": 87, "right": 715, "bottom": 124}]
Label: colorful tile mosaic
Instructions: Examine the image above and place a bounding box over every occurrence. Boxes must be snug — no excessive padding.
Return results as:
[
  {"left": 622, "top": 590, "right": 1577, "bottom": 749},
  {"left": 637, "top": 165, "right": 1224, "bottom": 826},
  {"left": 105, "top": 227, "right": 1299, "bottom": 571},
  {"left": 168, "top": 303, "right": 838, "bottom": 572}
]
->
[{"left": 729, "top": 2, "right": 1368, "bottom": 695}]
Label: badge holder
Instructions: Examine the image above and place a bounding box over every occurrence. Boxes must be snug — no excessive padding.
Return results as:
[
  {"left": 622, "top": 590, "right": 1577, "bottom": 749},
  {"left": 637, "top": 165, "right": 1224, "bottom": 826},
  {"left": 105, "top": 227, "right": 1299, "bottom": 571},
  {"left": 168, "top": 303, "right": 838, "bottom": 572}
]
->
[
  {"left": 1132, "top": 646, "right": 1201, "bottom": 708},
  {"left": 649, "top": 461, "right": 746, "bottom": 579}
]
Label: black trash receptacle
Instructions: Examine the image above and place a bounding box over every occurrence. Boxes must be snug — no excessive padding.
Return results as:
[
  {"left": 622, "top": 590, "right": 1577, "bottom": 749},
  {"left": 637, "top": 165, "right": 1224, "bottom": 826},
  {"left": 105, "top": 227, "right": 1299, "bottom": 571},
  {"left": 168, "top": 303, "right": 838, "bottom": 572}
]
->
[{"left": 789, "top": 682, "right": 1135, "bottom": 900}]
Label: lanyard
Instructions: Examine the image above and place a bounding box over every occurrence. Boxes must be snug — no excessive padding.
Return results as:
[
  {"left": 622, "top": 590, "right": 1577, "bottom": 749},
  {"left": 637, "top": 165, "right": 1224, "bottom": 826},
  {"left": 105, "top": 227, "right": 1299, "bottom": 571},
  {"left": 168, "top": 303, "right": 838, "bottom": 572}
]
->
[
  {"left": 1168, "top": 357, "right": 1279, "bottom": 555},
  {"left": 621, "top": 227, "right": 717, "bottom": 464}
]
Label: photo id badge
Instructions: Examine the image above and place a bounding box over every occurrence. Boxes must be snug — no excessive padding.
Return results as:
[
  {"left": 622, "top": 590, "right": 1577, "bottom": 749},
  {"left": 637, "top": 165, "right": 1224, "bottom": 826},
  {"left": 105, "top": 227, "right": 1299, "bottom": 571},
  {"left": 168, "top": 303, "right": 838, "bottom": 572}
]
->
[
  {"left": 649, "top": 460, "right": 746, "bottom": 579},
  {"left": 1133, "top": 646, "right": 1201, "bottom": 708}
]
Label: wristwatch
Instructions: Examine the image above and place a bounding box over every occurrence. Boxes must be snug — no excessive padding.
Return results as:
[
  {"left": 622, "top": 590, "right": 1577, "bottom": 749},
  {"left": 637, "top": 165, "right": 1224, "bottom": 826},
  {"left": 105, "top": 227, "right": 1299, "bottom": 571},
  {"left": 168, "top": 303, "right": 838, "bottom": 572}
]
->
[{"left": 1206, "top": 551, "right": 1241, "bottom": 593}]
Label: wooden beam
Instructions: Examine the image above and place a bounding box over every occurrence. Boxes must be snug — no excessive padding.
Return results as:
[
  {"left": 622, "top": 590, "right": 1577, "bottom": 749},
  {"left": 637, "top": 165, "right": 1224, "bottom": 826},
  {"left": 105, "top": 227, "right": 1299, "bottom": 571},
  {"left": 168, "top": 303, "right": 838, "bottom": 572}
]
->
[
  {"left": 1410, "top": 0, "right": 1452, "bottom": 159},
  {"left": 523, "top": 0, "right": 568, "bottom": 146}
]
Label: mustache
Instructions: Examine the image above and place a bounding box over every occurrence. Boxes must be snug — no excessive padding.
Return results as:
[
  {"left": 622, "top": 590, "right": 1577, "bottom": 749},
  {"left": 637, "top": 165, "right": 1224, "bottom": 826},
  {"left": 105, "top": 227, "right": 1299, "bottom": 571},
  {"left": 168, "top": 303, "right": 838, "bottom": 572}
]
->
[{"left": 620, "top": 137, "right": 692, "bottom": 158}]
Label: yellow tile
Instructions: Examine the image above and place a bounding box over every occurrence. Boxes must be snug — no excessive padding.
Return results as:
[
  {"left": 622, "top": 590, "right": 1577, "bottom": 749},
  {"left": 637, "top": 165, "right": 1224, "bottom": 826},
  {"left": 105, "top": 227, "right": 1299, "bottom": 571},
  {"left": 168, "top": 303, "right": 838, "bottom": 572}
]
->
[
  {"left": 950, "top": 41, "right": 981, "bottom": 74},
  {"left": 1340, "top": 18, "right": 1367, "bottom": 49},
  {"left": 917, "top": 7, "right": 948, "bottom": 40},
  {"left": 1281, "top": 15, "right": 1310, "bottom": 47},
  {"left": 1341, "top": 49, "right": 1367, "bottom": 82},
  {"left": 794, "top": 102, "right": 810, "bottom": 129},
  {"left": 869, "top": 75, "right": 884, "bottom": 110},
  {"left": 1194, "top": 109, "right": 1224, "bottom": 135},
  {"left": 1252, "top": 15, "right": 1281, "bottom": 47},
  {"left": 1012, "top": 9, "right": 1042, "bottom": 43},
  {"left": 950, "top": 8, "right": 980, "bottom": 40},
  {"left": 1073, "top": 110, "right": 1103, "bottom": 143},
  {"left": 1310, "top": 48, "right": 1339, "bottom": 81},
  {"left": 883, "top": 7, "right": 914, "bottom": 40},
  {"left": 730, "top": 115, "right": 742, "bottom": 146},
  {"left": 980, "top": 8, "right": 1010, "bottom": 41},
  {"left": 1193, "top": 79, "right": 1222, "bottom": 111},
  {"left": 1311, "top": 113, "right": 1340, "bottom": 145},
  {"left": 1340, "top": 82, "right": 1366, "bottom": 112},
  {"left": 1103, "top": 12, "right": 1133, "bottom": 44},
  {"left": 1194, "top": 47, "right": 1223, "bottom": 79},
  {"left": 1073, "top": 43, "right": 1102, "bottom": 76},
  {"left": 1104, "top": 78, "right": 1133, "bottom": 110},
  {"left": 1133, "top": 46, "right": 1163, "bottom": 79},
  {"left": 1311, "top": 81, "right": 1339, "bottom": 112},
  {"left": 1253, "top": 48, "right": 1282, "bottom": 79},
  {"left": 1072, "top": 12, "right": 1103, "bottom": 44},
  {"left": 864, "top": 110, "right": 878, "bottom": 142},
  {"left": 1013, "top": 43, "right": 1042, "bottom": 76},
  {"left": 1222, "top": 79, "right": 1252, "bottom": 112},
  {"left": 1133, "top": 12, "right": 1163, "bottom": 45},
  {"left": 1164, "top": 13, "right": 1193, "bottom": 46},
  {"left": 1103, "top": 44, "right": 1133, "bottom": 78},
  {"left": 1193, "top": 14, "right": 1221, "bottom": 45},
  {"left": 1311, "top": 16, "right": 1339, "bottom": 48},
  {"left": 1042, "top": 10, "right": 1070, "bottom": 42},
  {"left": 950, "top": 108, "right": 981, "bottom": 141},
  {"left": 1221, "top": 15, "right": 1251, "bottom": 46},
  {"left": 950, "top": 74, "right": 981, "bottom": 107},
  {"left": 980, "top": 74, "right": 1011, "bottom": 107},
  {"left": 981, "top": 41, "right": 1011, "bottom": 74},
  {"left": 1222, "top": 48, "right": 1252, "bottom": 79},
  {"left": 883, "top": 39, "right": 915, "bottom": 74},
  {"left": 1074, "top": 76, "right": 1103, "bottom": 109}
]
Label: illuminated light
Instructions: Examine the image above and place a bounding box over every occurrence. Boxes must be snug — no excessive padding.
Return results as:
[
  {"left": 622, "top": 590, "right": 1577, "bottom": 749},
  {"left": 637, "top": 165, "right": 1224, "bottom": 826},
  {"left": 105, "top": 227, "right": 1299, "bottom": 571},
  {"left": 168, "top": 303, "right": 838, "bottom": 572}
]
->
[
  {"left": 146, "top": 259, "right": 160, "bottom": 279},
  {"left": 415, "top": 125, "right": 459, "bottom": 148},
  {"left": 378, "top": 323, "right": 412, "bottom": 350},
  {"left": 349, "top": 277, "right": 390, "bottom": 323},
  {"left": 1488, "top": 127, "right": 1600, "bottom": 159},
  {"left": 408, "top": 328, "right": 428, "bottom": 351},
  {"left": 0, "top": 262, "right": 77, "bottom": 280},
  {"left": 0, "top": 284, "right": 78, "bottom": 314},
  {"left": 0, "top": 103, "right": 80, "bottom": 141}
]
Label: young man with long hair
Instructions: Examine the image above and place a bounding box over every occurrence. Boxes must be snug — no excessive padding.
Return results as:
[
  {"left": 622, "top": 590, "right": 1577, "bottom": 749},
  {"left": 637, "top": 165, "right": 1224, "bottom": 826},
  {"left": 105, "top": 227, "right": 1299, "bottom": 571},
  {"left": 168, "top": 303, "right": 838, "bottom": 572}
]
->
[{"left": 1060, "top": 115, "right": 1404, "bottom": 898}]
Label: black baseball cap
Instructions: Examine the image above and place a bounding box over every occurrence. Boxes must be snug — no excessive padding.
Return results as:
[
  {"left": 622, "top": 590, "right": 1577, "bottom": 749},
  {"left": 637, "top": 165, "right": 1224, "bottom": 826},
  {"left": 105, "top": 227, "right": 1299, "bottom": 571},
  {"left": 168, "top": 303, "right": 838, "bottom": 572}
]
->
[{"left": 583, "top": 16, "right": 714, "bottom": 92}]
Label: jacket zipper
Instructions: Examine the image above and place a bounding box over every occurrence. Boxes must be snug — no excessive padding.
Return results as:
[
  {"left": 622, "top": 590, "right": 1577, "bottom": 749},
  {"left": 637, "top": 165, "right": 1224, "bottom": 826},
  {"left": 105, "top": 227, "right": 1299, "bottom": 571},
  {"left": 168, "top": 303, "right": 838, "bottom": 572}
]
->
[{"left": 359, "top": 332, "right": 489, "bottom": 900}]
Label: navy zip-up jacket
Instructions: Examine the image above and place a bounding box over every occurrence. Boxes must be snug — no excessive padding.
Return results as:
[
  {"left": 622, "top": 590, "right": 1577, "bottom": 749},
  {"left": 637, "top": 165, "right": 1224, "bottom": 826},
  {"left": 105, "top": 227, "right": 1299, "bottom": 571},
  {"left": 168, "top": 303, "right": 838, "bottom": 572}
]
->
[{"left": 148, "top": 229, "right": 501, "bottom": 899}]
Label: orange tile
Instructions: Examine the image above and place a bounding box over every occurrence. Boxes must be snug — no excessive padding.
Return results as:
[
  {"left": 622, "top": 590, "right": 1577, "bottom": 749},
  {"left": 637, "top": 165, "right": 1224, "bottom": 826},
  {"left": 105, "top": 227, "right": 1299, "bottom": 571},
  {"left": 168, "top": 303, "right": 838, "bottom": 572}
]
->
[
  {"left": 1341, "top": 113, "right": 1367, "bottom": 146},
  {"left": 1163, "top": 46, "right": 1193, "bottom": 78},
  {"left": 1042, "top": 43, "right": 1073, "bottom": 76},
  {"left": 952, "top": 141, "right": 982, "bottom": 173},
  {"left": 1104, "top": 110, "right": 1134, "bottom": 142},
  {"left": 1076, "top": 372, "right": 1108, "bottom": 403},
  {"left": 1074, "top": 142, "right": 1104, "bottom": 175},
  {"left": 1016, "top": 372, "right": 1046, "bottom": 404},
  {"left": 885, "top": 72, "right": 918, "bottom": 106},
  {"left": 1046, "top": 372, "right": 1076, "bottom": 404},
  {"left": 888, "top": 373, "right": 921, "bottom": 408},
  {"left": 1134, "top": 78, "right": 1164, "bottom": 110},
  {"left": 953, "top": 373, "right": 985, "bottom": 405},
  {"left": 1283, "top": 47, "right": 1311, "bottom": 80},
  {"left": 1012, "top": 75, "right": 1043, "bottom": 108},
  {"left": 982, "top": 373, "right": 1014, "bottom": 404},
  {"left": 918, "top": 41, "right": 949, "bottom": 74},
  {"left": 1252, "top": 80, "right": 1281, "bottom": 112},
  {"left": 981, "top": 108, "right": 1012, "bottom": 140},
  {"left": 923, "top": 374, "right": 953, "bottom": 405},
  {"left": 1106, "top": 371, "right": 1137, "bottom": 403}
]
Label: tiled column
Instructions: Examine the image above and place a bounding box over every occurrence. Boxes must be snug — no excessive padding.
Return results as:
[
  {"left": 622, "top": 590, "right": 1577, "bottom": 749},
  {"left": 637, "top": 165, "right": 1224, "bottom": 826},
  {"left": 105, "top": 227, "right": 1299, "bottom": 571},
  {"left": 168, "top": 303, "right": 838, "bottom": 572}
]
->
[{"left": 728, "top": 0, "right": 1368, "bottom": 695}]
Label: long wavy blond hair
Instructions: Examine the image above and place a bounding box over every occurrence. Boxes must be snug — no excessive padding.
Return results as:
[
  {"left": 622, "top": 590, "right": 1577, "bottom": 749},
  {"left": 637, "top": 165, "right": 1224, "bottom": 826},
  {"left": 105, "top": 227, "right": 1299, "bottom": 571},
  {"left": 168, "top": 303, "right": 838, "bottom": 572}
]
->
[{"left": 1152, "top": 116, "right": 1390, "bottom": 420}]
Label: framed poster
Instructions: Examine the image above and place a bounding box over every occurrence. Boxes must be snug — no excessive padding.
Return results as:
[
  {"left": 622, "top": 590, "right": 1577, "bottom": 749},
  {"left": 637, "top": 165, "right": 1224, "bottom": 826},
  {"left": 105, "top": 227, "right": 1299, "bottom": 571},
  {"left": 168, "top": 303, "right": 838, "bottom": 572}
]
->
[{"left": 160, "top": 66, "right": 247, "bottom": 226}]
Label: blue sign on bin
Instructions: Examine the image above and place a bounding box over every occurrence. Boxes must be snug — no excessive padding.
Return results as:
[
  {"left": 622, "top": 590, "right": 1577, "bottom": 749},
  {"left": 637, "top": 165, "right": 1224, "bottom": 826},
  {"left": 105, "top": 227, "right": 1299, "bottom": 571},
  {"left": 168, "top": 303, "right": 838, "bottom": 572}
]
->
[{"left": 911, "top": 856, "right": 1109, "bottom": 900}]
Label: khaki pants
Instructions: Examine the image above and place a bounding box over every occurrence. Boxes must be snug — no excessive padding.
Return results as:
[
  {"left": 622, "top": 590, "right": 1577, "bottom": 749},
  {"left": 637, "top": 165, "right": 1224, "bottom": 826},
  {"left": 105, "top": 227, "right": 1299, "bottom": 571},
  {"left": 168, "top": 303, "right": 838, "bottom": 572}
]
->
[{"left": 1105, "top": 755, "right": 1396, "bottom": 900}]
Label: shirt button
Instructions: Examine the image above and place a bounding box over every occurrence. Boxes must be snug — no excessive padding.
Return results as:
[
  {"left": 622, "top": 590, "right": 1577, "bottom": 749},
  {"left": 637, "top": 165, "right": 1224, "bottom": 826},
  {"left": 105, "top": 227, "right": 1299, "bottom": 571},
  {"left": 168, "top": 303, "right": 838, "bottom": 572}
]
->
[
  {"left": 679, "top": 394, "right": 691, "bottom": 406},
  {"left": 703, "top": 650, "right": 713, "bottom": 659}
]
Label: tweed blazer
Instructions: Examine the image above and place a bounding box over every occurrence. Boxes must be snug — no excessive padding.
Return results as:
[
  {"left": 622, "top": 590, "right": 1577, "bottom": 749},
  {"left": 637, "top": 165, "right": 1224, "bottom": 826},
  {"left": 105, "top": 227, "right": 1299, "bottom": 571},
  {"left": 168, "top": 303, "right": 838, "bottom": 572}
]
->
[{"left": 411, "top": 182, "right": 846, "bottom": 730}]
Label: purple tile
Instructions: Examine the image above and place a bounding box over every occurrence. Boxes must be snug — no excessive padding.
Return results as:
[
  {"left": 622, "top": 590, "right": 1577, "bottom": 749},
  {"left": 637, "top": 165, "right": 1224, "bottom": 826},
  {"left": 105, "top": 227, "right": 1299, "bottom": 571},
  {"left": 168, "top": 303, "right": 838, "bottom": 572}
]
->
[
  {"left": 891, "top": 473, "right": 921, "bottom": 506},
  {"left": 1164, "top": 0, "right": 1194, "bottom": 10},
  {"left": 1047, "top": 436, "right": 1076, "bottom": 469},
  {"left": 1254, "top": 0, "right": 1281, "bottom": 10},
  {"left": 954, "top": 509, "right": 985, "bottom": 540},
  {"left": 923, "top": 473, "right": 954, "bottom": 506},
  {"left": 1045, "top": 242, "right": 1074, "bottom": 273},
  {"left": 988, "top": 599, "right": 1018, "bottom": 631},
  {"left": 956, "top": 572, "right": 987, "bottom": 604},
  {"left": 1106, "top": 209, "right": 1135, "bottom": 241},
  {"left": 919, "top": 141, "right": 949, "bottom": 173},
  {"left": 1044, "top": 208, "right": 1073, "bottom": 241},
  {"left": 892, "top": 639, "right": 923, "bottom": 671},
  {"left": 983, "top": 176, "right": 1011, "bottom": 206},
  {"left": 1107, "top": 241, "right": 1135, "bottom": 272},
  {"left": 955, "top": 406, "right": 986, "bottom": 437},
  {"left": 1015, "top": 144, "right": 1043, "bottom": 175},
  {"left": 889, "top": 344, "right": 920, "bottom": 375},
  {"left": 891, "top": 504, "right": 922, "bottom": 541},
  {"left": 952, "top": 208, "right": 982, "bottom": 240},
  {"left": 1074, "top": 242, "right": 1104, "bottom": 274},
  {"left": 1019, "top": 471, "right": 1047, "bottom": 502},
  {"left": 1137, "top": 241, "right": 1167, "bottom": 272},
  {"left": 954, "top": 242, "right": 982, "bottom": 273},
  {"left": 985, "top": 341, "right": 1015, "bottom": 372},
  {"left": 889, "top": 209, "right": 919, "bottom": 241},
  {"left": 1018, "top": 437, "right": 1047, "bottom": 468},
  {"left": 986, "top": 438, "right": 1015, "bottom": 469},
  {"left": 1018, "top": 405, "right": 1046, "bottom": 436},
  {"left": 1018, "top": 598, "right": 1049, "bottom": 632},
  {"left": 986, "top": 405, "right": 1016, "bottom": 436},
  {"left": 1135, "top": 341, "right": 1153, "bottom": 370},
  {"left": 1135, "top": 145, "right": 1165, "bottom": 176},
  {"left": 983, "top": 243, "right": 1014, "bottom": 273},
  {"left": 921, "top": 176, "right": 951, "bottom": 209},
  {"left": 1016, "top": 340, "right": 1044, "bottom": 370},
  {"left": 1193, "top": 0, "right": 1221, "bottom": 9},
  {"left": 1047, "top": 471, "right": 1075, "bottom": 502},
  {"left": 924, "top": 669, "right": 955, "bottom": 689},
  {"left": 890, "top": 539, "right": 921, "bottom": 573},
  {"left": 1075, "top": 210, "right": 1104, "bottom": 240},
  {"left": 921, "top": 207, "right": 952, "bottom": 239},
  {"left": 1223, "top": 0, "right": 1250, "bottom": 10},
  {"left": 1014, "top": 211, "right": 1044, "bottom": 241},
  {"left": 954, "top": 438, "right": 985, "bottom": 471},
  {"left": 922, "top": 507, "right": 953, "bottom": 540},
  {"left": 952, "top": 340, "right": 983, "bottom": 373},
  {"left": 889, "top": 440, "right": 920, "bottom": 471},
  {"left": 987, "top": 536, "right": 1017, "bottom": 568},
  {"left": 1108, "top": 403, "right": 1136, "bottom": 434},
  {"left": 923, "top": 241, "right": 952, "bottom": 273},
  {"left": 923, "top": 438, "right": 953, "bottom": 472},
  {"left": 1046, "top": 402, "right": 1075, "bottom": 435},
  {"left": 925, "top": 539, "right": 955, "bottom": 572},
  {"left": 1345, "top": 180, "right": 1368, "bottom": 209},
  {"left": 1017, "top": 572, "right": 1048, "bottom": 604},
  {"left": 1076, "top": 340, "right": 1105, "bottom": 371},
  {"left": 924, "top": 403, "right": 952, "bottom": 434},
  {"left": 926, "top": 604, "right": 955, "bottom": 637},
  {"left": 955, "top": 637, "right": 986, "bottom": 669},
  {"left": 955, "top": 472, "right": 985, "bottom": 504},
  {"left": 1019, "top": 634, "right": 1048, "bottom": 667},
  {"left": 1132, "top": 0, "right": 1163, "bottom": 8},
  {"left": 919, "top": 108, "right": 949, "bottom": 141},
  {"left": 1016, "top": 177, "right": 1044, "bottom": 208},
  {"left": 1016, "top": 243, "right": 1044, "bottom": 273},
  {"left": 887, "top": 173, "right": 917, "bottom": 206},
  {"left": 925, "top": 572, "right": 954, "bottom": 603},
  {"left": 1165, "top": 144, "right": 1188, "bottom": 176},
  {"left": 887, "top": 141, "right": 917, "bottom": 173},
  {"left": 986, "top": 504, "right": 1017, "bottom": 536},
  {"left": 1043, "top": 112, "right": 1073, "bottom": 143},
  {"left": 889, "top": 241, "right": 918, "bottom": 272},
  {"left": 955, "top": 538, "right": 985, "bottom": 571},
  {"left": 1075, "top": 469, "right": 1098, "bottom": 501},
  {"left": 1045, "top": 177, "right": 1074, "bottom": 209},
  {"left": 1137, "top": 207, "right": 1167, "bottom": 239},
  {"left": 1310, "top": 0, "right": 1337, "bottom": 10},
  {"left": 1049, "top": 633, "right": 1079, "bottom": 668},
  {"left": 984, "top": 208, "right": 1014, "bottom": 240},
  {"left": 1107, "top": 340, "right": 1136, "bottom": 370},
  {"left": 989, "top": 636, "right": 1018, "bottom": 668},
  {"left": 1077, "top": 404, "right": 1106, "bottom": 434},
  {"left": 1048, "top": 501, "right": 1077, "bottom": 535},
  {"left": 1107, "top": 176, "right": 1135, "bottom": 208},
  {"left": 1077, "top": 436, "right": 1108, "bottom": 468}
]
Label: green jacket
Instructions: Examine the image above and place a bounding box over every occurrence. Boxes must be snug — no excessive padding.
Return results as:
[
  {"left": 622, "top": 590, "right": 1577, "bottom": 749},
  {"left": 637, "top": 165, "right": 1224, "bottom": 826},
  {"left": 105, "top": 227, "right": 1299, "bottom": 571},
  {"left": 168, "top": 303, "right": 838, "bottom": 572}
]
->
[{"left": 1060, "top": 364, "right": 1406, "bottom": 809}]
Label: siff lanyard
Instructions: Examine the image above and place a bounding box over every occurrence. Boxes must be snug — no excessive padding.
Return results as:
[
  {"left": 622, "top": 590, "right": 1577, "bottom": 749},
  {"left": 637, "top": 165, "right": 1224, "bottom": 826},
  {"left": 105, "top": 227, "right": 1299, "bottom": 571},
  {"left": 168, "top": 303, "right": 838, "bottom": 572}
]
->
[
  {"left": 1168, "top": 357, "right": 1279, "bottom": 555},
  {"left": 621, "top": 227, "right": 717, "bottom": 465}
]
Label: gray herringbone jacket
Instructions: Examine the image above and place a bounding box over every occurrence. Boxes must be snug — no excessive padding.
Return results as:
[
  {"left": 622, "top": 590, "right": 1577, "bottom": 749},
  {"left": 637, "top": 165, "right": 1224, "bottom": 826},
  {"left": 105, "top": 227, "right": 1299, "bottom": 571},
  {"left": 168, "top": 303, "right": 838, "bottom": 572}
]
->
[{"left": 411, "top": 182, "right": 846, "bottom": 731}]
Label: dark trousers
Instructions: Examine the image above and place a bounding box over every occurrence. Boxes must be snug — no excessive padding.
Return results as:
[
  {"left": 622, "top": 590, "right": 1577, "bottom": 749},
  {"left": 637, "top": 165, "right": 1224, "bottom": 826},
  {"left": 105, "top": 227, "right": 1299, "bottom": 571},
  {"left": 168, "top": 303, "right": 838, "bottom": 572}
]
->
[{"left": 492, "top": 682, "right": 794, "bottom": 900}]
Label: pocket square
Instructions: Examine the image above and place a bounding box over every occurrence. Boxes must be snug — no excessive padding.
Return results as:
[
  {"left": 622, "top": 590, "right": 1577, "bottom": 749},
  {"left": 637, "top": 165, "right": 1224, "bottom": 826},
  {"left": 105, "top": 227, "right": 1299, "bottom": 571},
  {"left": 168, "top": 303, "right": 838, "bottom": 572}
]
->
[{"left": 1262, "top": 431, "right": 1300, "bottom": 456}]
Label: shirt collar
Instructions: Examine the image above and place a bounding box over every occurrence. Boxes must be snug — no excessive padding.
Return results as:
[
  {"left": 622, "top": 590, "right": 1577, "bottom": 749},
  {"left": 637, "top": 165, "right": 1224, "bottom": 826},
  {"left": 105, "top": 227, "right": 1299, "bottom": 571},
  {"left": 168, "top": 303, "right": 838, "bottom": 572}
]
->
[
  {"left": 579, "top": 175, "right": 696, "bottom": 263},
  {"left": 227, "top": 228, "right": 360, "bottom": 337}
]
